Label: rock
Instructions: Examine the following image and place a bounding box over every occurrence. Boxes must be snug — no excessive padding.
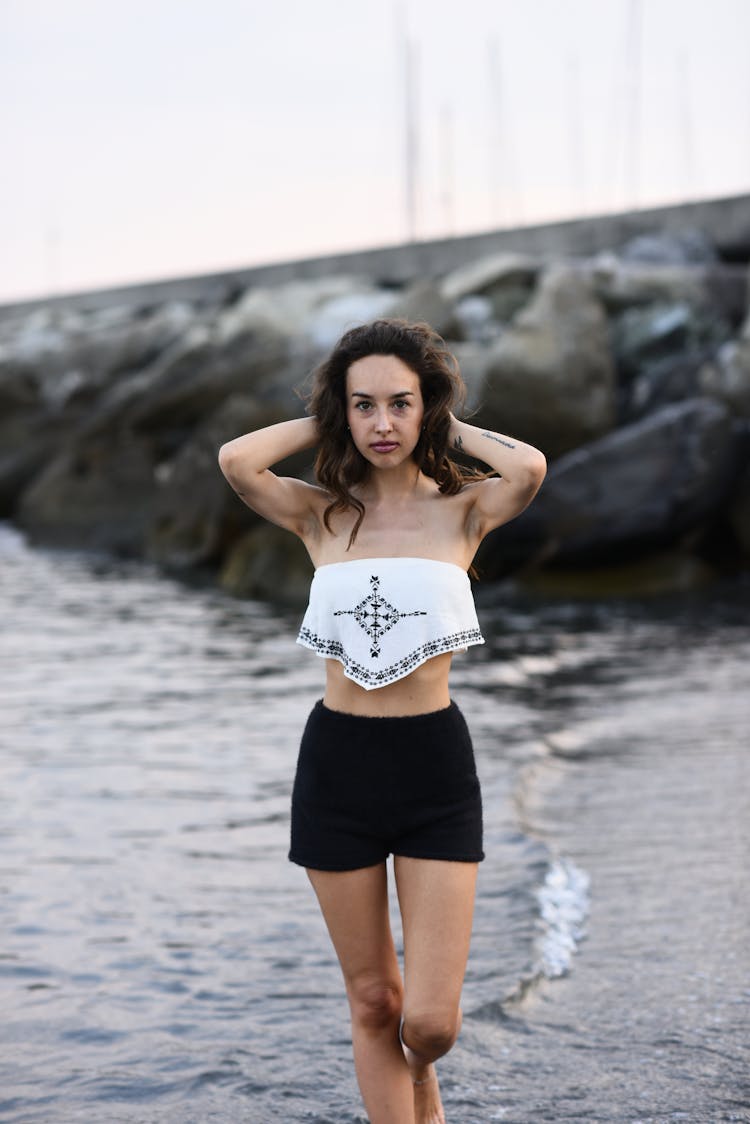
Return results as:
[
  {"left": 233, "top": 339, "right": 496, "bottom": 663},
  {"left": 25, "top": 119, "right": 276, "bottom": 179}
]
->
[
  {"left": 80, "top": 321, "right": 290, "bottom": 461},
  {"left": 306, "top": 289, "right": 399, "bottom": 350},
  {"left": 0, "top": 357, "right": 39, "bottom": 411},
  {"left": 0, "top": 301, "right": 196, "bottom": 410},
  {"left": 0, "top": 412, "right": 79, "bottom": 515},
  {"left": 698, "top": 339, "right": 750, "bottom": 418},
  {"left": 450, "top": 342, "right": 493, "bottom": 414},
  {"left": 219, "top": 522, "right": 312, "bottom": 604},
  {"left": 612, "top": 299, "right": 735, "bottom": 422},
  {"left": 217, "top": 276, "right": 370, "bottom": 346},
  {"left": 146, "top": 396, "right": 296, "bottom": 571},
  {"left": 478, "top": 397, "right": 746, "bottom": 573},
  {"left": 588, "top": 255, "right": 702, "bottom": 308},
  {"left": 441, "top": 254, "right": 538, "bottom": 337},
  {"left": 475, "top": 265, "right": 616, "bottom": 459},
  {"left": 440, "top": 252, "right": 540, "bottom": 304},
  {"left": 702, "top": 264, "right": 749, "bottom": 329},
  {"left": 450, "top": 297, "right": 500, "bottom": 345},
  {"left": 383, "top": 280, "right": 454, "bottom": 340},
  {"left": 589, "top": 256, "right": 748, "bottom": 331},
  {"left": 728, "top": 457, "right": 750, "bottom": 556},
  {"left": 620, "top": 348, "right": 710, "bottom": 423},
  {"left": 617, "top": 228, "right": 717, "bottom": 265},
  {"left": 17, "top": 433, "right": 158, "bottom": 555},
  {"left": 0, "top": 303, "right": 200, "bottom": 516},
  {"left": 698, "top": 327, "right": 750, "bottom": 418},
  {"left": 612, "top": 302, "right": 692, "bottom": 376}
]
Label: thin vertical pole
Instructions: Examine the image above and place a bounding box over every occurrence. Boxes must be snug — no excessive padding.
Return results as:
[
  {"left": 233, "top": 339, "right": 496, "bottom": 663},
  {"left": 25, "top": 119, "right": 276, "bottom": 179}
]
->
[
  {"left": 440, "top": 102, "right": 455, "bottom": 236},
  {"left": 677, "top": 50, "right": 697, "bottom": 200},
  {"left": 567, "top": 52, "right": 586, "bottom": 217},
  {"left": 403, "top": 33, "right": 418, "bottom": 242},
  {"left": 623, "top": 0, "right": 642, "bottom": 209}
]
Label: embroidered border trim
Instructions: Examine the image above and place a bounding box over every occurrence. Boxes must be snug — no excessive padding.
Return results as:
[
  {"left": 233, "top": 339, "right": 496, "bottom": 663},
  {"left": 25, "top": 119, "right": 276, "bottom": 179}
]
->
[{"left": 297, "top": 627, "right": 484, "bottom": 687}]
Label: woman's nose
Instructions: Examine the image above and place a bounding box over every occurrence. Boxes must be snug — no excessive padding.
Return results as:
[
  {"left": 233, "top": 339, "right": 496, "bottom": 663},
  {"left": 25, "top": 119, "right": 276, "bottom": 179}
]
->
[{"left": 374, "top": 409, "right": 393, "bottom": 433}]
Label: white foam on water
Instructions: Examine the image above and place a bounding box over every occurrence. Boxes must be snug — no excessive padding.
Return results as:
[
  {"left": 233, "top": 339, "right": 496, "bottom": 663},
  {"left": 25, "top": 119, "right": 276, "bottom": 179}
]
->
[{"left": 533, "top": 857, "right": 591, "bottom": 978}]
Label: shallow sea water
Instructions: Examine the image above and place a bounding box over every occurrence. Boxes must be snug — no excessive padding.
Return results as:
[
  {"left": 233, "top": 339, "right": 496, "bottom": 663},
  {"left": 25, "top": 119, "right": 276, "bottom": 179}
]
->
[{"left": 0, "top": 523, "right": 748, "bottom": 1122}]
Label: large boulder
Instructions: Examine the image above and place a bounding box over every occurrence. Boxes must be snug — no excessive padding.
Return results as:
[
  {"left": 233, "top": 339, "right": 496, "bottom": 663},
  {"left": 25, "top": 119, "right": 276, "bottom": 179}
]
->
[
  {"left": 612, "top": 301, "right": 731, "bottom": 381},
  {"left": 17, "top": 432, "right": 158, "bottom": 555},
  {"left": 478, "top": 397, "right": 747, "bottom": 574},
  {"left": 305, "top": 289, "right": 400, "bottom": 351},
  {"left": 474, "top": 265, "right": 616, "bottom": 459},
  {"left": 728, "top": 458, "right": 750, "bottom": 557},
  {"left": 617, "top": 228, "right": 718, "bottom": 266},
  {"left": 440, "top": 252, "right": 540, "bottom": 306},
  {"left": 217, "top": 273, "right": 425, "bottom": 354},
  {"left": 450, "top": 342, "right": 493, "bottom": 413},
  {"left": 588, "top": 256, "right": 748, "bottom": 328},
  {"left": 219, "top": 522, "right": 312, "bottom": 604},
  {"left": 612, "top": 299, "right": 735, "bottom": 423},
  {"left": 618, "top": 348, "right": 716, "bottom": 424},
  {"left": 0, "top": 301, "right": 200, "bottom": 510},
  {"left": 0, "top": 301, "right": 196, "bottom": 410},
  {"left": 0, "top": 411, "right": 82, "bottom": 514},
  {"left": 698, "top": 303, "right": 750, "bottom": 418},
  {"left": 75, "top": 320, "right": 290, "bottom": 461},
  {"left": 384, "top": 280, "right": 455, "bottom": 340},
  {"left": 698, "top": 338, "right": 750, "bottom": 418},
  {"left": 146, "top": 396, "right": 299, "bottom": 571}
]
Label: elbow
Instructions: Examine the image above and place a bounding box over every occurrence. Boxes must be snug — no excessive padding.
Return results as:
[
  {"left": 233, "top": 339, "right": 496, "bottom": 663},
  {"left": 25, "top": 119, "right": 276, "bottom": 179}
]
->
[
  {"left": 217, "top": 441, "right": 238, "bottom": 478},
  {"left": 218, "top": 441, "right": 246, "bottom": 490},
  {"left": 525, "top": 448, "right": 547, "bottom": 495},
  {"left": 516, "top": 450, "right": 547, "bottom": 509},
  {"left": 532, "top": 448, "right": 547, "bottom": 488}
]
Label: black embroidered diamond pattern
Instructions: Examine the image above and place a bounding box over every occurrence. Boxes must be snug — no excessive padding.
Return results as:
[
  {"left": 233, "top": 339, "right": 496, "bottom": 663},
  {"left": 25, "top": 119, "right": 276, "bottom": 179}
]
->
[{"left": 333, "top": 574, "right": 426, "bottom": 658}]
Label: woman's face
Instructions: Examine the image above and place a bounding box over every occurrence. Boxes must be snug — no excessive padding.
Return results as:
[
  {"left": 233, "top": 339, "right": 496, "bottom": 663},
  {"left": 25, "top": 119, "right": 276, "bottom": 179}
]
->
[{"left": 345, "top": 354, "right": 424, "bottom": 470}]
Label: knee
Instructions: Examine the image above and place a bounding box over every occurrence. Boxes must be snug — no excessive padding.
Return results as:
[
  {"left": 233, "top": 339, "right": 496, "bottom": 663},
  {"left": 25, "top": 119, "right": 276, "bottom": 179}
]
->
[
  {"left": 347, "top": 974, "right": 404, "bottom": 1032},
  {"left": 401, "top": 1009, "right": 460, "bottom": 1061}
]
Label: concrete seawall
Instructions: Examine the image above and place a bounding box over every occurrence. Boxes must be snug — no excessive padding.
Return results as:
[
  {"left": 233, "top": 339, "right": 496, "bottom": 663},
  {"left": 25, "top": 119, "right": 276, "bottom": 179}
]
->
[{"left": 2, "top": 193, "right": 749, "bottom": 321}]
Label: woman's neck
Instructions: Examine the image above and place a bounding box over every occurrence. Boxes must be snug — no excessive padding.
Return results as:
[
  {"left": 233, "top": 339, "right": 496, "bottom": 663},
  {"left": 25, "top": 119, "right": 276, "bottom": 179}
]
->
[{"left": 358, "top": 461, "right": 425, "bottom": 504}]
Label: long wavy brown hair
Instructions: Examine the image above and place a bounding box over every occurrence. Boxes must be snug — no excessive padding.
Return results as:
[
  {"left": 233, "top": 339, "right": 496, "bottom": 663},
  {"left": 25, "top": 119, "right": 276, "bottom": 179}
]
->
[{"left": 308, "top": 318, "right": 485, "bottom": 548}]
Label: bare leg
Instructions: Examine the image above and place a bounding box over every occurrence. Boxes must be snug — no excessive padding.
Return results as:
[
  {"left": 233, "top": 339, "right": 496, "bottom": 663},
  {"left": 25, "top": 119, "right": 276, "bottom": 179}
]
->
[
  {"left": 307, "top": 863, "right": 415, "bottom": 1124},
  {"left": 394, "top": 857, "right": 478, "bottom": 1124}
]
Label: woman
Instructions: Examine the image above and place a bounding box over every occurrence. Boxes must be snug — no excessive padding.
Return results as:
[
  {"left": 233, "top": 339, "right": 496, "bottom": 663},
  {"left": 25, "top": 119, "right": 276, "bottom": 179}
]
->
[{"left": 218, "top": 319, "right": 546, "bottom": 1124}]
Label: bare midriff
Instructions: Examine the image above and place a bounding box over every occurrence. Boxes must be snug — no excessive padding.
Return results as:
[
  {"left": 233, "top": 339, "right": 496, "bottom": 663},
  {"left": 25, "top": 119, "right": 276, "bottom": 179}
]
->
[{"left": 322, "top": 651, "right": 453, "bottom": 717}]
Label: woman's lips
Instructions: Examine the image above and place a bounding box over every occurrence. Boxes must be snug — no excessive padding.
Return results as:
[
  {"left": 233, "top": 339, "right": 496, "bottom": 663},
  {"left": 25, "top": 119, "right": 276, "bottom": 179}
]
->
[{"left": 370, "top": 442, "right": 399, "bottom": 453}]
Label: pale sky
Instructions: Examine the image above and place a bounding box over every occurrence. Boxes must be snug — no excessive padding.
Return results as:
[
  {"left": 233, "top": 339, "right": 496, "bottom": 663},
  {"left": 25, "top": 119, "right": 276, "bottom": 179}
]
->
[{"left": 2, "top": 0, "right": 749, "bottom": 303}]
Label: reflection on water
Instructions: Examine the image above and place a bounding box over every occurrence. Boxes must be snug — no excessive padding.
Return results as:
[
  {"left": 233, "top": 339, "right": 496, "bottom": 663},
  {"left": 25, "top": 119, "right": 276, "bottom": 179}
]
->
[{"left": 1, "top": 524, "right": 748, "bottom": 1122}]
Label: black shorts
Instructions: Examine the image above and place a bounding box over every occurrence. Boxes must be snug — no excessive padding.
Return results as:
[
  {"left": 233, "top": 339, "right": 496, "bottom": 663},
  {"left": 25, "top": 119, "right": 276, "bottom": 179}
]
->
[{"left": 289, "top": 700, "right": 484, "bottom": 871}]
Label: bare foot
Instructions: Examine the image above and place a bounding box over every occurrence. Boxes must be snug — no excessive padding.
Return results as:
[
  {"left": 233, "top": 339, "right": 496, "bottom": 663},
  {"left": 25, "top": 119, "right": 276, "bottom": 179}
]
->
[
  {"left": 412, "top": 1066, "right": 446, "bottom": 1124},
  {"left": 401, "top": 1043, "right": 446, "bottom": 1124}
]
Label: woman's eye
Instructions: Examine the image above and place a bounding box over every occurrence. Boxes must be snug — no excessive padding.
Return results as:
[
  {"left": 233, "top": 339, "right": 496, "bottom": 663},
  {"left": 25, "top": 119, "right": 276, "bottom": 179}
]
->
[
  {"left": 355, "top": 401, "right": 373, "bottom": 411},
  {"left": 394, "top": 400, "right": 409, "bottom": 410}
]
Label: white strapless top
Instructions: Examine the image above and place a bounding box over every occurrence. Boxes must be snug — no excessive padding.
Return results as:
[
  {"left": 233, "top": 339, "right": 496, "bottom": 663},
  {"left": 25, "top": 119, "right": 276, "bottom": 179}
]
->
[{"left": 297, "top": 557, "right": 484, "bottom": 690}]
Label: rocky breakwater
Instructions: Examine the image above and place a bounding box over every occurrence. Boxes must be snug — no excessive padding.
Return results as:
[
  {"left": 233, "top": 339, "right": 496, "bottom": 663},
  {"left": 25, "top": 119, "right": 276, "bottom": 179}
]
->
[{"left": 1, "top": 227, "right": 749, "bottom": 600}]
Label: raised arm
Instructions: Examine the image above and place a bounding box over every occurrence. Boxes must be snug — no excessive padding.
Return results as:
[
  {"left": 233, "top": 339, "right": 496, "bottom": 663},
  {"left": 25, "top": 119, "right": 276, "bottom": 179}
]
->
[
  {"left": 218, "top": 416, "right": 324, "bottom": 536},
  {"left": 449, "top": 415, "right": 547, "bottom": 538}
]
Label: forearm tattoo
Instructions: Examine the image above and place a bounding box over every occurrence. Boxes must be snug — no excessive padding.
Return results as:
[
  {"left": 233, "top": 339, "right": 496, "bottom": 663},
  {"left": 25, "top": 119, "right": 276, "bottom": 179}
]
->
[
  {"left": 453, "top": 435, "right": 464, "bottom": 451},
  {"left": 481, "top": 431, "right": 516, "bottom": 450}
]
